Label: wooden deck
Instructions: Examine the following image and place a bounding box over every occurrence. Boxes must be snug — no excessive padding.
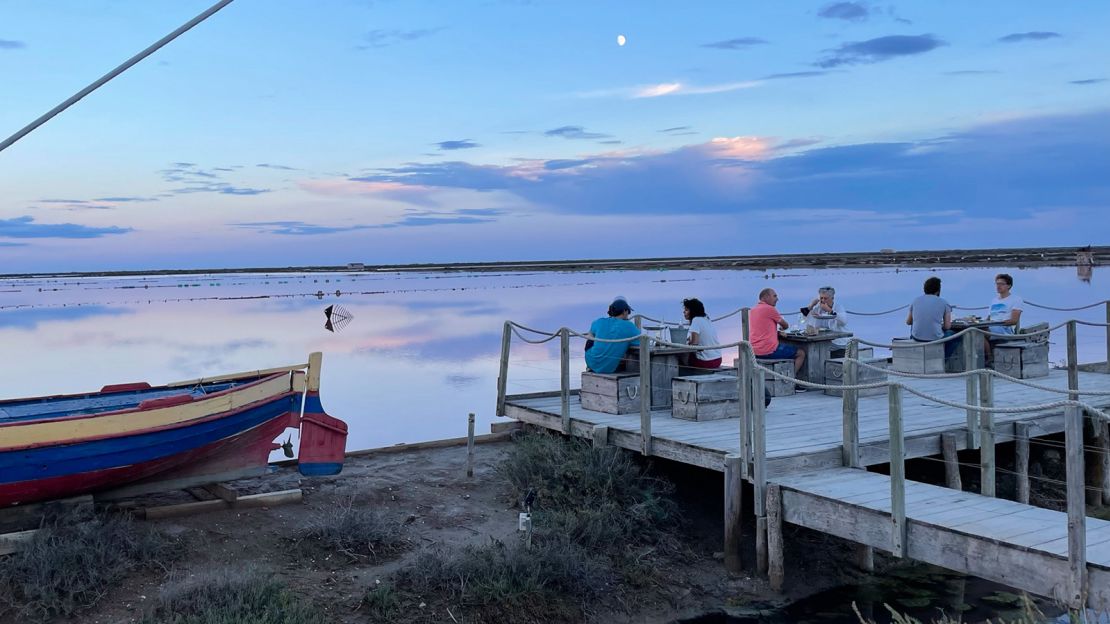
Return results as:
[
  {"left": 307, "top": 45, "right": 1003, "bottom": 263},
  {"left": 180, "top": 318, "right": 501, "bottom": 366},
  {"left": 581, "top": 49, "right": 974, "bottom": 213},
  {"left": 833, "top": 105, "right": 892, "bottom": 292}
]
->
[
  {"left": 503, "top": 366, "right": 1110, "bottom": 609},
  {"left": 775, "top": 468, "right": 1110, "bottom": 608},
  {"left": 504, "top": 368, "right": 1110, "bottom": 475}
]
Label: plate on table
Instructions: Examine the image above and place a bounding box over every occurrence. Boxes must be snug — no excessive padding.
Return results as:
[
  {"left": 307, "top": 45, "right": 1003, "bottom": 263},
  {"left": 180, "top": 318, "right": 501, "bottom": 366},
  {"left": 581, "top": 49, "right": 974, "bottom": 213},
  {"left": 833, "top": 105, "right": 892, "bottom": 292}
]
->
[{"left": 813, "top": 313, "right": 837, "bottom": 320}]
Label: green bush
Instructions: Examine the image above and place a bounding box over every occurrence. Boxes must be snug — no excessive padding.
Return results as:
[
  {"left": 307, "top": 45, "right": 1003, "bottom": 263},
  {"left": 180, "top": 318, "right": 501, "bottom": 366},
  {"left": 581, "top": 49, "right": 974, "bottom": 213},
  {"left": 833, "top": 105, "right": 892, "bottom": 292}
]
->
[
  {"left": 0, "top": 512, "right": 179, "bottom": 622},
  {"left": 143, "top": 570, "right": 324, "bottom": 624}
]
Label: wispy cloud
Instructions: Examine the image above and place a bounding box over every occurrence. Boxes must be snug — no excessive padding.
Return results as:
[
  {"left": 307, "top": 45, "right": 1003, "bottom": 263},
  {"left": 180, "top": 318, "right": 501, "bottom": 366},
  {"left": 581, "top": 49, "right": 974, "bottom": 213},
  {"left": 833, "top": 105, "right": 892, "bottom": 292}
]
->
[
  {"left": 256, "top": 163, "right": 299, "bottom": 170},
  {"left": 93, "top": 196, "right": 159, "bottom": 202},
  {"left": 818, "top": 2, "right": 869, "bottom": 21},
  {"left": 635, "top": 81, "right": 760, "bottom": 98},
  {"left": 658, "top": 126, "right": 697, "bottom": 136},
  {"left": 998, "top": 31, "right": 1061, "bottom": 43},
  {"left": 160, "top": 162, "right": 269, "bottom": 196},
  {"left": 945, "top": 70, "right": 1000, "bottom": 76},
  {"left": 234, "top": 221, "right": 374, "bottom": 235},
  {"left": 1070, "top": 78, "right": 1107, "bottom": 85},
  {"left": 701, "top": 37, "right": 768, "bottom": 50},
  {"left": 816, "top": 34, "right": 945, "bottom": 68},
  {"left": 359, "top": 28, "right": 443, "bottom": 49},
  {"left": 234, "top": 206, "right": 502, "bottom": 235},
  {"left": 0, "top": 216, "right": 131, "bottom": 239},
  {"left": 435, "top": 139, "right": 480, "bottom": 150},
  {"left": 544, "top": 126, "right": 610, "bottom": 140},
  {"left": 762, "top": 70, "right": 830, "bottom": 80},
  {"left": 0, "top": 39, "right": 26, "bottom": 50}
]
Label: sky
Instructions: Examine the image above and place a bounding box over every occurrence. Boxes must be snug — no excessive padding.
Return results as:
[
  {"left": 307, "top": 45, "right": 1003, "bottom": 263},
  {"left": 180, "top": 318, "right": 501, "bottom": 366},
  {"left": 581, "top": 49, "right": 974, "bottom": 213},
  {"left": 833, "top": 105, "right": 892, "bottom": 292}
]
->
[{"left": 1, "top": 0, "right": 1108, "bottom": 273}]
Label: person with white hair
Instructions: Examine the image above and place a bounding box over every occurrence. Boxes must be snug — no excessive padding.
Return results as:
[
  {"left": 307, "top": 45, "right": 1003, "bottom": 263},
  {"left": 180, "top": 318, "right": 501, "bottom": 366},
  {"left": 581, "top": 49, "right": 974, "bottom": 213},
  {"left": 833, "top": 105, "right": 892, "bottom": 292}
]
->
[{"left": 804, "top": 286, "right": 850, "bottom": 350}]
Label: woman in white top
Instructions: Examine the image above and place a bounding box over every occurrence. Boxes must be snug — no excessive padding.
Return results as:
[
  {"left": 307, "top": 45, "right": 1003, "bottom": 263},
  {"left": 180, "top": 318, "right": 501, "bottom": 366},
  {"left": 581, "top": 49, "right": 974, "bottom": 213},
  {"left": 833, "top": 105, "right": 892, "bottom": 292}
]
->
[{"left": 682, "top": 298, "right": 722, "bottom": 369}]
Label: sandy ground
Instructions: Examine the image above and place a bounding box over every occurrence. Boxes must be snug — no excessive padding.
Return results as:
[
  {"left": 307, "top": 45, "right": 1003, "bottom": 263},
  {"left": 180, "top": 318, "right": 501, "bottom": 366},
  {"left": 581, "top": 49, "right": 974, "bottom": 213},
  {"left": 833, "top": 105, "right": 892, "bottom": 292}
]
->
[{"left": 71, "top": 439, "right": 881, "bottom": 624}]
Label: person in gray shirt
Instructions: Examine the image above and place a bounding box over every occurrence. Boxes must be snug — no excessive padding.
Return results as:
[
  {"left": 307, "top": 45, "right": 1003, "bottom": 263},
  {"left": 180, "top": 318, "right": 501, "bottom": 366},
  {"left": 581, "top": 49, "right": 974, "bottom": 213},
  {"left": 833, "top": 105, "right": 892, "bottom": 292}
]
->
[{"left": 906, "top": 276, "right": 955, "bottom": 357}]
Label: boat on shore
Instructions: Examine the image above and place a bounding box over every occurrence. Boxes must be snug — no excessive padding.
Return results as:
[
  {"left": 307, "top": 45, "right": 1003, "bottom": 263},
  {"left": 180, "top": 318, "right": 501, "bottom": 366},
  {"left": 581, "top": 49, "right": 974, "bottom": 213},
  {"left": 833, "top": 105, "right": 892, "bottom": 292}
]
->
[{"left": 0, "top": 352, "right": 347, "bottom": 508}]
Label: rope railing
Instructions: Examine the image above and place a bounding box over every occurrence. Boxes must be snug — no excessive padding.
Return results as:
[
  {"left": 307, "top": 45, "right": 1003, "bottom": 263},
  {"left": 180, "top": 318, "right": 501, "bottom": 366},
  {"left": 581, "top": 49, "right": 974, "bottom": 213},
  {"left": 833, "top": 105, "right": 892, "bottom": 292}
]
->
[{"left": 626, "top": 299, "right": 1110, "bottom": 321}]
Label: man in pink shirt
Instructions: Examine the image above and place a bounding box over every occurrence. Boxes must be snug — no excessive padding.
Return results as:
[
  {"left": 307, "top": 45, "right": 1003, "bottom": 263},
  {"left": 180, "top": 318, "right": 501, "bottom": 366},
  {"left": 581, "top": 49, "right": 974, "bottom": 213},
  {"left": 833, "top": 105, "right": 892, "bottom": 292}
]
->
[{"left": 750, "top": 288, "right": 806, "bottom": 377}]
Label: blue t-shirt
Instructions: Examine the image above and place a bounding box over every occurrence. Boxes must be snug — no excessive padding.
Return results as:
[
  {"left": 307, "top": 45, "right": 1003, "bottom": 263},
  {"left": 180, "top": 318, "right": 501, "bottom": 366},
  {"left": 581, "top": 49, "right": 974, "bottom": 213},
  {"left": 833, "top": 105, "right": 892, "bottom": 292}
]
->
[
  {"left": 585, "top": 317, "right": 641, "bottom": 374},
  {"left": 910, "top": 294, "right": 950, "bottom": 341}
]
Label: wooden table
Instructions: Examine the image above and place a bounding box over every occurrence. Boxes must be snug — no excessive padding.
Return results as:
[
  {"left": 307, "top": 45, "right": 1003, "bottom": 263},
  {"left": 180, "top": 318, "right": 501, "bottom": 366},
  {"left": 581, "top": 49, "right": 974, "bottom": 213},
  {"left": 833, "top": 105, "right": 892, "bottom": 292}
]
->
[
  {"left": 948, "top": 319, "right": 1007, "bottom": 371},
  {"left": 626, "top": 345, "right": 699, "bottom": 408},
  {"left": 777, "top": 330, "right": 853, "bottom": 385}
]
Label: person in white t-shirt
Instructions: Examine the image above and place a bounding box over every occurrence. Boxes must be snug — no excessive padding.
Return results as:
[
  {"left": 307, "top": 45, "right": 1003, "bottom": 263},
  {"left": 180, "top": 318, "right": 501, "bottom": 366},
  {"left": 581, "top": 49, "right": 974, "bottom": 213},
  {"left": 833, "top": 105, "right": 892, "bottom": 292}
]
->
[
  {"left": 682, "top": 298, "right": 722, "bottom": 369},
  {"left": 805, "top": 286, "right": 850, "bottom": 350},
  {"left": 985, "top": 273, "right": 1024, "bottom": 364}
]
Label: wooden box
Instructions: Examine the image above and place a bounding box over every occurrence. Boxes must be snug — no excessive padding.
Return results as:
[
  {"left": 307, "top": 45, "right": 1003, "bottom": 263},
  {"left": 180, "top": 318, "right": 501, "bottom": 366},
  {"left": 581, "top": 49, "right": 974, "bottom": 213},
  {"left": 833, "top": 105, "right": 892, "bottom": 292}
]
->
[
  {"left": 671, "top": 374, "right": 740, "bottom": 421},
  {"left": 580, "top": 371, "right": 641, "bottom": 414},
  {"left": 824, "top": 357, "right": 890, "bottom": 397},
  {"left": 993, "top": 342, "right": 1049, "bottom": 379},
  {"left": 760, "top": 359, "right": 796, "bottom": 397},
  {"left": 891, "top": 338, "right": 945, "bottom": 374}
]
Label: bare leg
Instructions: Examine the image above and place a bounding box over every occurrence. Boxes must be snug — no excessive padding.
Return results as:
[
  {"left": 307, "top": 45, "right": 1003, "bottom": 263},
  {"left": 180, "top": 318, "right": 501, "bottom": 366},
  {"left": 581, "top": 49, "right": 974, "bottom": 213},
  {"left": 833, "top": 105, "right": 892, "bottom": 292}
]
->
[{"left": 794, "top": 348, "right": 806, "bottom": 375}]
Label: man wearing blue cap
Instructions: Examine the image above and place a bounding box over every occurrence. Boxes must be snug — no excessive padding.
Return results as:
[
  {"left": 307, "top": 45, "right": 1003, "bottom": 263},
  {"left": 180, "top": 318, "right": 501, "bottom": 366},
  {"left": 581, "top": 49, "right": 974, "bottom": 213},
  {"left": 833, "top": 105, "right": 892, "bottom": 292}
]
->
[{"left": 585, "top": 296, "right": 642, "bottom": 373}]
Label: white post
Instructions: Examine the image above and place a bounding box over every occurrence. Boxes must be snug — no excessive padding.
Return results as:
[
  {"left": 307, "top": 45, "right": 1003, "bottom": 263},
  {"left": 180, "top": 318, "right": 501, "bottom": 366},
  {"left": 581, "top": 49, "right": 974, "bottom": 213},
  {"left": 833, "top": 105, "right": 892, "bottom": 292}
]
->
[
  {"left": 639, "top": 337, "right": 652, "bottom": 456},
  {"left": 964, "top": 331, "right": 979, "bottom": 450},
  {"left": 1064, "top": 405, "right": 1088, "bottom": 609},
  {"left": 560, "top": 328, "right": 571, "bottom": 434},
  {"left": 979, "top": 372, "right": 995, "bottom": 497},
  {"left": 752, "top": 368, "right": 768, "bottom": 574},
  {"left": 496, "top": 321, "right": 512, "bottom": 416},
  {"left": 842, "top": 339, "right": 860, "bottom": 468}
]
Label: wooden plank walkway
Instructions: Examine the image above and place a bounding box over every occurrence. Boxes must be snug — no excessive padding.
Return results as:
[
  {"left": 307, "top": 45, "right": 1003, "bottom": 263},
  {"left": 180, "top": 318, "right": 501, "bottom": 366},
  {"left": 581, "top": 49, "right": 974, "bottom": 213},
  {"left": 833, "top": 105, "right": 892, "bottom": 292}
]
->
[
  {"left": 504, "top": 368, "right": 1110, "bottom": 475},
  {"left": 774, "top": 468, "right": 1110, "bottom": 609}
]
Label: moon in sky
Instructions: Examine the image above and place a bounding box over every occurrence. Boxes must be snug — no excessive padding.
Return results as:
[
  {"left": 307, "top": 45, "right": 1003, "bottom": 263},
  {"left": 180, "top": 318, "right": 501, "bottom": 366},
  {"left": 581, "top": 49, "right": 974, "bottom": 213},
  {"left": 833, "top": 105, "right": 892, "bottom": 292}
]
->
[{"left": 617, "top": 34, "right": 626, "bottom": 46}]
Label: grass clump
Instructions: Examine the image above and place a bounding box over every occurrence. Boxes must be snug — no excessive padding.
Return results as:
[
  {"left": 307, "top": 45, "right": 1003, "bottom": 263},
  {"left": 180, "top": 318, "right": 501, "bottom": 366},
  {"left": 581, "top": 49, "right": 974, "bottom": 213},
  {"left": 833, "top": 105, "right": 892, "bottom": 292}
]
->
[
  {"left": 295, "top": 497, "right": 408, "bottom": 561},
  {"left": 142, "top": 569, "right": 325, "bottom": 624},
  {"left": 377, "top": 537, "right": 609, "bottom": 623},
  {"left": 0, "top": 512, "right": 179, "bottom": 622},
  {"left": 497, "top": 432, "right": 682, "bottom": 552}
]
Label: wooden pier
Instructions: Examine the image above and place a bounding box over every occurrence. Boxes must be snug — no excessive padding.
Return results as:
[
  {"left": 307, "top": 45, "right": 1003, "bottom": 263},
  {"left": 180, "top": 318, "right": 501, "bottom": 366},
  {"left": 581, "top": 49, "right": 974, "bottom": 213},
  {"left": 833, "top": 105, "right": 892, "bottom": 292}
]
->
[{"left": 498, "top": 316, "right": 1110, "bottom": 610}]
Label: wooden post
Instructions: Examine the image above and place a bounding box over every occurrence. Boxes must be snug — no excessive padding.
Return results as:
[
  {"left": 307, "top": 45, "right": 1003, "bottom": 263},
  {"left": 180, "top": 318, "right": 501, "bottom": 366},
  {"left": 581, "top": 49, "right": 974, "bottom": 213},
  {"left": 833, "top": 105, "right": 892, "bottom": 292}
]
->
[
  {"left": 466, "top": 413, "right": 475, "bottom": 478},
  {"left": 1064, "top": 405, "right": 1088, "bottom": 609},
  {"left": 307, "top": 351, "right": 323, "bottom": 392},
  {"left": 741, "top": 307, "right": 751, "bottom": 341},
  {"left": 737, "top": 352, "right": 752, "bottom": 480},
  {"left": 767, "top": 483, "right": 784, "bottom": 591},
  {"left": 559, "top": 328, "right": 571, "bottom": 434},
  {"left": 496, "top": 322, "right": 512, "bottom": 416},
  {"left": 979, "top": 372, "right": 995, "bottom": 497},
  {"left": 1106, "top": 301, "right": 1110, "bottom": 374},
  {"left": 1067, "top": 320, "right": 1079, "bottom": 401},
  {"left": 752, "top": 368, "right": 768, "bottom": 574},
  {"left": 888, "top": 384, "right": 906, "bottom": 558},
  {"left": 1103, "top": 421, "right": 1110, "bottom": 506},
  {"left": 941, "top": 432, "right": 962, "bottom": 490},
  {"left": 842, "top": 339, "right": 861, "bottom": 468},
  {"left": 591, "top": 425, "right": 608, "bottom": 449},
  {"left": 724, "top": 453, "right": 744, "bottom": 573},
  {"left": 639, "top": 337, "right": 652, "bottom": 456},
  {"left": 1015, "top": 422, "right": 1030, "bottom": 504},
  {"left": 634, "top": 313, "right": 642, "bottom": 330},
  {"left": 964, "top": 331, "right": 979, "bottom": 450}
]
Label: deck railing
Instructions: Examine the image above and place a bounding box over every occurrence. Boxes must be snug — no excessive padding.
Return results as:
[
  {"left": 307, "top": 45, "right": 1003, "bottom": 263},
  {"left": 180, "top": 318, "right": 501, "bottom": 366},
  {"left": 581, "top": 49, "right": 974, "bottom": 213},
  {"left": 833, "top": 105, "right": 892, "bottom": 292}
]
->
[{"left": 497, "top": 313, "right": 1110, "bottom": 609}]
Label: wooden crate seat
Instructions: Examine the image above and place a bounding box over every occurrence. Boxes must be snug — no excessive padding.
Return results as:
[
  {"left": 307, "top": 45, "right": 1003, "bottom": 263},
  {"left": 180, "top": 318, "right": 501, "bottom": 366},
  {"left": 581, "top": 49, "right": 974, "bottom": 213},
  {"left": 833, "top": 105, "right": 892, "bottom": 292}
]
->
[
  {"left": 671, "top": 374, "right": 740, "bottom": 421},
  {"left": 892, "top": 337, "right": 945, "bottom": 375},
  {"left": 992, "top": 342, "right": 1049, "bottom": 379},
  {"left": 824, "top": 357, "right": 890, "bottom": 397},
  {"left": 755, "top": 358, "right": 796, "bottom": 396},
  {"left": 580, "top": 371, "right": 641, "bottom": 414}
]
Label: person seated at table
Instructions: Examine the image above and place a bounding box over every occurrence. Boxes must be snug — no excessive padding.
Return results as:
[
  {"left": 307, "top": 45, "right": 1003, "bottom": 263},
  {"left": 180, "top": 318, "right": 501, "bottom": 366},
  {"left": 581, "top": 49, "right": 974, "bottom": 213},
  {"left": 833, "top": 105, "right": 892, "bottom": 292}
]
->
[
  {"left": 805, "top": 286, "right": 850, "bottom": 353},
  {"left": 682, "top": 297, "right": 722, "bottom": 369},
  {"left": 984, "top": 273, "right": 1024, "bottom": 363},
  {"left": 906, "top": 276, "right": 955, "bottom": 358},
  {"left": 584, "top": 296, "right": 641, "bottom": 374},
  {"left": 750, "top": 288, "right": 806, "bottom": 385}
]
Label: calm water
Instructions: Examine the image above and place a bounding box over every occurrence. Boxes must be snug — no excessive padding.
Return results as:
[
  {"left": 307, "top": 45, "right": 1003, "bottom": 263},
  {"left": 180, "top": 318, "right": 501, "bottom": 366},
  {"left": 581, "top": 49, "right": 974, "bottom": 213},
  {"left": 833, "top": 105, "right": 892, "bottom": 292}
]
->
[{"left": 0, "top": 264, "right": 1105, "bottom": 450}]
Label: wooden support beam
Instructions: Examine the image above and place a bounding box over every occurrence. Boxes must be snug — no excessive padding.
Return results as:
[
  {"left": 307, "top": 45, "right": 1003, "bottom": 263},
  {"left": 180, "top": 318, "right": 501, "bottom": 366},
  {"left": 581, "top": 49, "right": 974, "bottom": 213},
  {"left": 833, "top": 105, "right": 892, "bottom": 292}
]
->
[
  {"left": 639, "top": 338, "right": 653, "bottom": 456},
  {"left": 889, "top": 384, "right": 906, "bottom": 558},
  {"left": 496, "top": 321, "right": 512, "bottom": 416},
  {"left": 767, "top": 483, "right": 784, "bottom": 591},
  {"left": 724, "top": 453, "right": 744, "bottom": 573},
  {"left": 964, "top": 331, "right": 979, "bottom": 450},
  {"left": 854, "top": 544, "right": 874, "bottom": 573},
  {"left": 1087, "top": 419, "right": 1107, "bottom": 507},
  {"left": 841, "top": 340, "right": 860, "bottom": 468},
  {"left": 979, "top": 372, "right": 995, "bottom": 497},
  {"left": 201, "top": 483, "right": 238, "bottom": 503},
  {"left": 1064, "top": 405, "right": 1088, "bottom": 609},
  {"left": 1014, "top": 422, "right": 1030, "bottom": 505},
  {"left": 143, "top": 489, "right": 303, "bottom": 521},
  {"left": 941, "top": 433, "right": 962, "bottom": 491},
  {"left": 0, "top": 494, "right": 93, "bottom": 533},
  {"left": 1105, "top": 301, "right": 1110, "bottom": 375},
  {"left": 591, "top": 425, "right": 609, "bottom": 449},
  {"left": 0, "top": 529, "right": 38, "bottom": 556},
  {"left": 560, "top": 328, "right": 571, "bottom": 435},
  {"left": 737, "top": 354, "right": 751, "bottom": 480},
  {"left": 741, "top": 307, "right": 750, "bottom": 341},
  {"left": 752, "top": 369, "right": 768, "bottom": 574}
]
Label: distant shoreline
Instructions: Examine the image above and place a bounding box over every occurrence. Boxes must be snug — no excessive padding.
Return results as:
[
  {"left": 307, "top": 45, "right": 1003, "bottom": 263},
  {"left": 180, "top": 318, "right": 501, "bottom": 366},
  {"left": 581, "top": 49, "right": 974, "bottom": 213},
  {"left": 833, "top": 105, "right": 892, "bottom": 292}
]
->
[{"left": 1, "top": 244, "right": 1104, "bottom": 280}]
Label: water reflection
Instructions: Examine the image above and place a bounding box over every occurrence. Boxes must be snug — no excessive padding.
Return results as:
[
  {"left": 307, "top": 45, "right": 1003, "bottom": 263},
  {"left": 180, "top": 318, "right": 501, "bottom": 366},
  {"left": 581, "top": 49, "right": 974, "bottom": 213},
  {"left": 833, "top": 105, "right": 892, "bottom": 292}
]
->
[{"left": 0, "top": 265, "right": 1106, "bottom": 450}]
